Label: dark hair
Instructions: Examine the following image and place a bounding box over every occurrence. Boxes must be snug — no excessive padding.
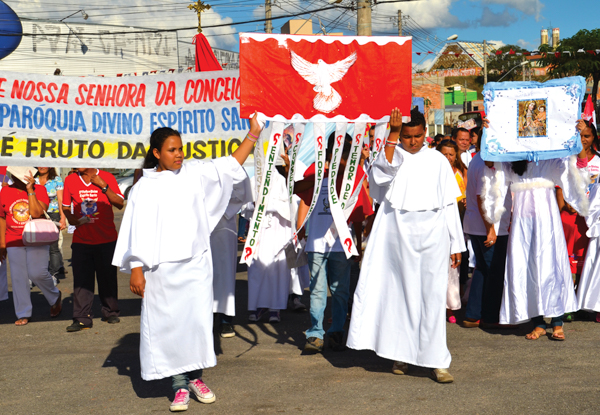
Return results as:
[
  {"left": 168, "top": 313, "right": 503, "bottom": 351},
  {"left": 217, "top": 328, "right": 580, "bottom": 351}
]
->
[
  {"left": 584, "top": 120, "right": 600, "bottom": 155},
  {"left": 326, "top": 131, "right": 352, "bottom": 162},
  {"left": 402, "top": 107, "right": 426, "bottom": 130},
  {"left": 476, "top": 128, "right": 483, "bottom": 152},
  {"left": 433, "top": 134, "right": 445, "bottom": 143},
  {"left": 143, "top": 128, "right": 181, "bottom": 169},
  {"left": 436, "top": 140, "right": 467, "bottom": 174},
  {"left": 34, "top": 167, "right": 58, "bottom": 181},
  {"left": 451, "top": 127, "right": 470, "bottom": 139},
  {"left": 511, "top": 160, "right": 528, "bottom": 176}
]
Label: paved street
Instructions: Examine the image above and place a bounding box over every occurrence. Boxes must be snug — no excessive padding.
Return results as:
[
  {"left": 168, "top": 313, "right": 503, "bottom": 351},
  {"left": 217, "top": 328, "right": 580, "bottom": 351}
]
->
[{"left": 1, "top": 208, "right": 600, "bottom": 414}]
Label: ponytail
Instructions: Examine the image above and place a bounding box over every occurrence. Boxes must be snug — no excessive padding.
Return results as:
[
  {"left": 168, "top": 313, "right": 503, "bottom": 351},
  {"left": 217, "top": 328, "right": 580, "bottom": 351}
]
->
[{"left": 143, "top": 127, "right": 181, "bottom": 169}]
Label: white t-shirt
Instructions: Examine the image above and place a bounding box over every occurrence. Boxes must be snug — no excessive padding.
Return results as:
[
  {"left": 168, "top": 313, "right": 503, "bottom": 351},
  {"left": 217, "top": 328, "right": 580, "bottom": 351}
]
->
[
  {"left": 306, "top": 178, "right": 352, "bottom": 253},
  {"left": 588, "top": 154, "right": 600, "bottom": 184},
  {"left": 463, "top": 153, "right": 512, "bottom": 236}
]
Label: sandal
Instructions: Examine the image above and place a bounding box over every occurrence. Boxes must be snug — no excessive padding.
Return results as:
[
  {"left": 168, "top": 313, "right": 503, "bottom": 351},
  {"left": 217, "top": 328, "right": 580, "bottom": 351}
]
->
[
  {"left": 15, "top": 318, "right": 29, "bottom": 326},
  {"left": 525, "top": 327, "right": 546, "bottom": 340},
  {"left": 551, "top": 326, "right": 565, "bottom": 341}
]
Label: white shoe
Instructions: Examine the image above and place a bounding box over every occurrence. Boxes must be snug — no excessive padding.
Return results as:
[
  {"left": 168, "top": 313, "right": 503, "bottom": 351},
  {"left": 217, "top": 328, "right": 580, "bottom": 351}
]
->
[
  {"left": 269, "top": 310, "right": 280, "bottom": 323},
  {"left": 170, "top": 389, "right": 190, "bottom": 412},
  {"left": 189, "top": 379, "right": 216, "bottom": 404}
]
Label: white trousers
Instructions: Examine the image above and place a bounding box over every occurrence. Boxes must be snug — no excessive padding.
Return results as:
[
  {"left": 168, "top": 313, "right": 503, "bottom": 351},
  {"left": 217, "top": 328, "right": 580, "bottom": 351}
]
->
[{"left": 8, "top": 246, "right": 60, "bottom": 319}]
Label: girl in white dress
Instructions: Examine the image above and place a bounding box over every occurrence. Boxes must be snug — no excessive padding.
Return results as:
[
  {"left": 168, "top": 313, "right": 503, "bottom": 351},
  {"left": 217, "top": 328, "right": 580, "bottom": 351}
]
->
[
  {"left": 113, "top": 115, "right": 259, "bottom": 412},
  {"left": 483, "top": 119, "right": 589, "bottom": 341}
]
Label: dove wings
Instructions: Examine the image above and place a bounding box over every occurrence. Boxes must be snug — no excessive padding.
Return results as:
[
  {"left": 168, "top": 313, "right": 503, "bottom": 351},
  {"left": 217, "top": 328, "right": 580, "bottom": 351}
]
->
[{"left": 290, "top": 51, "right": 357, "bottom": 113}]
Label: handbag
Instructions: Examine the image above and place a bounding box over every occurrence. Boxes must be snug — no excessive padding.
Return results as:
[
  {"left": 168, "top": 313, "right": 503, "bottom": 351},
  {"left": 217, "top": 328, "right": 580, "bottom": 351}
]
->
[{"left": 22, "top": 213, "right": 60, "bottom": 246}]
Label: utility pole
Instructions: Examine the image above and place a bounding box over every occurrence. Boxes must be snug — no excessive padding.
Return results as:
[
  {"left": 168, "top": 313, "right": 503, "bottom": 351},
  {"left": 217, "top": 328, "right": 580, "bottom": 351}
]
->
[
  {"left": 522, "top": 57, "right": 526, "bottom": 81},
  {"left": 463, "top": 81, "right": 468, "bottom": 113},
  {"left": 265, "top": 0, "right": 273, "bottom": 34},
  {"left": 187, "top": 1, "right": 211, "bottom": 33},
  {"left": 398, "top": 10, "right": 402, "bottom": 36},
  {"left": 357, "top": 0, "right": 372, "bottom": 36},
  {"left": 483, "top": 40, "right": 488, "bottom": 84}
]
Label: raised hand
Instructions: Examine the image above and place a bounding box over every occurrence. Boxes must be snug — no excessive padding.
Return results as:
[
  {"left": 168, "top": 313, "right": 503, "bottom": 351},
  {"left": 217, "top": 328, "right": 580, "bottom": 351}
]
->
[{"left": 389, "top": 108, "right": 403, "bottom": 133}]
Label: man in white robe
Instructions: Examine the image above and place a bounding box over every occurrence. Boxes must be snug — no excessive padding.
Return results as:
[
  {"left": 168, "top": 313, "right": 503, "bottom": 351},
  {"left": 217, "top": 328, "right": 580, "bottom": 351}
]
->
[{"left": 347, "top": 108, "right": 465, "bottom": 383}]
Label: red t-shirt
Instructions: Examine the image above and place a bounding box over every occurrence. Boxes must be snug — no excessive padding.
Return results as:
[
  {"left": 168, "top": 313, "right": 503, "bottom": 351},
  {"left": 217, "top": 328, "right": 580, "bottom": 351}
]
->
[
  {"left": 0, "top": 185, "right": 50, "bottom": 248},
  {"left": 298, "top": 163, "right": 374, "bottom": 224},
  {"left": 63, "top": 170, "right": 123, "bottom": 245}
]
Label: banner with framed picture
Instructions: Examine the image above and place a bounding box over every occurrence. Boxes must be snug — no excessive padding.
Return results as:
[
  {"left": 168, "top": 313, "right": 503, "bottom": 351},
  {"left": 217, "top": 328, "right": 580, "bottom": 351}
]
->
[{"left": 481, "top": 76, "right": 587, "bottom": 162}]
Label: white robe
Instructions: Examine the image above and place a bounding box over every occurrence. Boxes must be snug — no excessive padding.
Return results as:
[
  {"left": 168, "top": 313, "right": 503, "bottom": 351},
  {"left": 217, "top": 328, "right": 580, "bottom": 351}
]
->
[
  {"left": 112, "top": 157, "right": 250, "bottom": 380},
  {"left": 483, "top": 157, "right": 589, "bottom": 324},
  {"left": 247, "top": 172, "right": 293, "bottom": 311},
  {"left": 577, "top": 183, "right": 600, "bottom": 312},
  {"left": 347, "top": 145, "right": 465, "bottom": 369},
  {"left": 211, "top": 181, "right": 253, "bottom": 317}
]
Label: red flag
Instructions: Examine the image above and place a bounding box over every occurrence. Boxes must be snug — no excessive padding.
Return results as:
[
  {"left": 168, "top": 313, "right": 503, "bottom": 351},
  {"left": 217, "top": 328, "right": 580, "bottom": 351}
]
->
[
  {"left": 239, "top": 33, "right": 412, "bottom": 121},
  {"left": 555, "top": 52, "right": 561, "bottom": 58},
  {"left": 509, "top": 49, "right": 515, "bottom": 55},
  {"left": 495, "top": 50, "right": 503, "bottom": 55},
  {"left": 194, "top": 33, "right": 222, "bottom": 72},
  {"left": 583, "top": 95, "right": 597, "bottom": 127}
]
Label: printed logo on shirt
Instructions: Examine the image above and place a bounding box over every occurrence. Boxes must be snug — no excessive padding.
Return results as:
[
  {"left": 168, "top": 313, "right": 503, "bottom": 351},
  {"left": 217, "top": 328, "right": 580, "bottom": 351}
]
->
[
  {"left": 10, "top": 200, "right": 29, "bottom": 223},
  {"left": 320, "top": 197, "right": 331, "bottom": 215},
  {"left": 81, "top": 198, "right": 98, "bottom": 217}
]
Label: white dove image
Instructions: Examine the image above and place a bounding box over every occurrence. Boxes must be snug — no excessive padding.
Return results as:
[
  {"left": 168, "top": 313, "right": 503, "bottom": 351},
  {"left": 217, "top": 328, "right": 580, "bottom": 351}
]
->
[{"left": 290, "top": 50, "right": 357, "bottom": 113}]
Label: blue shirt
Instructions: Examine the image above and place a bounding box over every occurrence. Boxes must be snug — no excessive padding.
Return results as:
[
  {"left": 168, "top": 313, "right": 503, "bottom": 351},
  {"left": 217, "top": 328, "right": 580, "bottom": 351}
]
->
[{"left": 36, "top": 176, "right": 64, "bottom": 213}]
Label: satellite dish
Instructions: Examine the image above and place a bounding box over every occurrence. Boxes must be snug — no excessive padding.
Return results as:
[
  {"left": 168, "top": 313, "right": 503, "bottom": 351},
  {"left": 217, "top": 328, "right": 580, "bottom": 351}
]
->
[{"left": 0, "top": 1, "right": 23, "bottom": 60}]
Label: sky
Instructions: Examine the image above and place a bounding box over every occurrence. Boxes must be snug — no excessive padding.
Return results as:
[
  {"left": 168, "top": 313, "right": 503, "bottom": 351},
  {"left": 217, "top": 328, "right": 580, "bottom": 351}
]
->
[{"left": 3, "top": 0, "right": 597, "bottom": 58}]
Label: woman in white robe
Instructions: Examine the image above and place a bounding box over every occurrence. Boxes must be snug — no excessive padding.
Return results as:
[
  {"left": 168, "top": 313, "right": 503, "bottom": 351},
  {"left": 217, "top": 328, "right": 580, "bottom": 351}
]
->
[
  {"left": 576, "top": 183, "right": 600, "bottom": 317},
  {"left": 112, "top": 119, "right": 258, "bottom": 411},
  {"left": 347, "top": 108, "right": 465, "bottom": 382},
  {"left": 483, "top": 131, "right": 589, "bottom": 340},
  {"left": 247, "top": 166, "right": 293, "bottom": 323}
]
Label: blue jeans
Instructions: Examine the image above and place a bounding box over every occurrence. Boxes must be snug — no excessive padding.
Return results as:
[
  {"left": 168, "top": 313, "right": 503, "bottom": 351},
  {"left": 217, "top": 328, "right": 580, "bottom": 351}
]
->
[
  {"left": 465, "top": 234, "right": 508, "bottom": 323},
  {"left": 306, "top": 251, "right": 351, "bottom": 340},
  {"left": 172, "top": 369, "right": 203, "bottom": 392}
]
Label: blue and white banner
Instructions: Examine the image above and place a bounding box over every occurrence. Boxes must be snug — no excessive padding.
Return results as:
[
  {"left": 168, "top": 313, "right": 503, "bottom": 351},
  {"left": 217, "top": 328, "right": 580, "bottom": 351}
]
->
[{"left": 481, "top": 76, "right": 586, "bottom": 162}]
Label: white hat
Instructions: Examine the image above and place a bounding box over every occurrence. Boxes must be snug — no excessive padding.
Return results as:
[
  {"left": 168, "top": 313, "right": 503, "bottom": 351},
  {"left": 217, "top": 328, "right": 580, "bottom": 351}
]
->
[{"left": 7, "top": 166, "right": 37, "bottom": 183}]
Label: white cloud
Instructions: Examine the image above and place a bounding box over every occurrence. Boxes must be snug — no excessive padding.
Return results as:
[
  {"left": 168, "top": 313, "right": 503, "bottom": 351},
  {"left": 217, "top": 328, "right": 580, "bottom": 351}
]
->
[
  {"left": 517, "top": 39, "right": 533, "bottom": 49},
  {"left": 481, "top": 0, "right": 545, "bottom": 21},
  {"left": 373, "top": 0, "right": 468, "bottom": 31},
  {"left": 488, "top": 39, "right": 507, "bottom": 49},
  {"left": 413, "top": 57, "right": 435, "bottom": 72},
  {"left": 480, "top": 6, "right": 518, "bottom": 27}
]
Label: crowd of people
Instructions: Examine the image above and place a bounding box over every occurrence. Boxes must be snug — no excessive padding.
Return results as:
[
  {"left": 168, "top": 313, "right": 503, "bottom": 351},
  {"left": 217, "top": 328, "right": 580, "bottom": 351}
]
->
[{"left": 1, "top": 107, "right": 600, "bottom": 412}]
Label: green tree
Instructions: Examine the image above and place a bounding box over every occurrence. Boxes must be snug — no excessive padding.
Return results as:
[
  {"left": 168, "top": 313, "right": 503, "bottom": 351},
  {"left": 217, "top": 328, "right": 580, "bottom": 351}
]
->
[
  {"left": 478, "top": 44, "right": 529, "bottom": 84},
  {"left": 539, "top": 29, "right": 600, "bottom": 120}
]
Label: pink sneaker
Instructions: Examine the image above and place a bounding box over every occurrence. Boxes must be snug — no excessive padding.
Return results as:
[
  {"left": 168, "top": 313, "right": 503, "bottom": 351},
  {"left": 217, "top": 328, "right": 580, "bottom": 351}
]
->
[
  {"left": 189, "top": 379, "right": 216, "bottom": 404},
  {"left": 170, "top": 389, "right": 190, "bottom": 412},
  {"left": 448, "top": 316, "right": 457, "bottom": 324},
  {"left": 596, "top": 312, "right": 600, "bottom": 323}
]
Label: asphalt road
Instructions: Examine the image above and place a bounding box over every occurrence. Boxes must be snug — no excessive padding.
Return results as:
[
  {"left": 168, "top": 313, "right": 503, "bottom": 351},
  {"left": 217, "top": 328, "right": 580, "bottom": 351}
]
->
[{"left": 1, "top": 207, "right": 600, "bottom": 414}]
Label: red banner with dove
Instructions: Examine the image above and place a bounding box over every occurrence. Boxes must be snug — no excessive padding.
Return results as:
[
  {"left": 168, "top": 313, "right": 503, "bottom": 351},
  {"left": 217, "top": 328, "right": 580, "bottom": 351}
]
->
[{"left": 239, "top": 33, "right": 412, "bottom": 123}]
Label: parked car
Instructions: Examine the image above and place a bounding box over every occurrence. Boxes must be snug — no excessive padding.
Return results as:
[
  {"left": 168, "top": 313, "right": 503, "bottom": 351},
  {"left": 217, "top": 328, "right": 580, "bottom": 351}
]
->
[{"left": 116, "top": 169, "right": 136, "bottom": 200}]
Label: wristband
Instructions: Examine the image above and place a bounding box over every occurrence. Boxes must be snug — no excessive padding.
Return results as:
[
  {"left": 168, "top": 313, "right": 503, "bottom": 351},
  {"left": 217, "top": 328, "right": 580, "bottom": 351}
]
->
[
  {"left": 247, "top": 131, "right": 258, "bottom": 139},
  {"left": 27, "top": 192, "right": 35, "bottom": 196},
  {"left": 386, "top": 140, "right": 398, "bottom": 145},
  {"left": 245, "top": 134, "right": 257, "bottom": 143}
]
